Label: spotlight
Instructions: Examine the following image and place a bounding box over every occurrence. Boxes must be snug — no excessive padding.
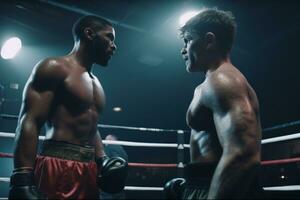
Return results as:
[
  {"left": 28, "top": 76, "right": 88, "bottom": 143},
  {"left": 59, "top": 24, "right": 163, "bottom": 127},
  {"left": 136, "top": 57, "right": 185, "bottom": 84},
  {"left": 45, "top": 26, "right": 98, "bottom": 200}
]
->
[
  {"left": 179, "top": 11, "right": 200, "bottom": 27},
  {"left": 113, "top": 107, "right": 122, "bottom": 112},
  {"left": 1, "top": 37, "right": 22, "bottom": 59}
]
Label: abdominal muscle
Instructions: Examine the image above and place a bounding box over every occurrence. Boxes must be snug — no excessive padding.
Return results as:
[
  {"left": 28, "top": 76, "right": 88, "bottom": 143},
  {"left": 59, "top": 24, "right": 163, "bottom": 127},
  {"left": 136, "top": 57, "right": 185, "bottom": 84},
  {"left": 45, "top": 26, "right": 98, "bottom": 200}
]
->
[{"left": 44, "top": 106, "right": 99, "bottom": 146}]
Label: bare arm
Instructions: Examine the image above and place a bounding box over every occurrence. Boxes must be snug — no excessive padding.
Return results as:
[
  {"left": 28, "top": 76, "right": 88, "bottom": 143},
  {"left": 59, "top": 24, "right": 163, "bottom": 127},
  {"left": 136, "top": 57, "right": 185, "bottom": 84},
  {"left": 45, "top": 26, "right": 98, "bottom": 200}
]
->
[
  {"left": 189, "top": 130, "right": 202, "bottom": 162},
  {"left": 14, "top": 59, "right": 64, "bottom": 169},
  {"left": 205, "top": 73, "right": 261, "bottom": 198},
  {"left": 92, "top": 130, "right": 106, "bottom": 159},
  {"left": 90, "top": 76, "right": 106, "bottom": 159}
]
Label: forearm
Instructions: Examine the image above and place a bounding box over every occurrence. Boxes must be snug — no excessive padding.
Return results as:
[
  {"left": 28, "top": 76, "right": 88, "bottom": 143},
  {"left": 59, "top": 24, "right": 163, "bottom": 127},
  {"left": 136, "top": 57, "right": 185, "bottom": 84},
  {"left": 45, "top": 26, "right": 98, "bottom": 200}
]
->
[
  {"left": 208, "top": 155, "right": 258, "bottom": 199},
  {"left": 14, "top": 117, "right": 41, "bottom": 169},
  {"left": 10, "top": 116, "right": 45, "bottom": 199},
  {"left": 93, "top": 131, "right": 106, "bottom": 158}
]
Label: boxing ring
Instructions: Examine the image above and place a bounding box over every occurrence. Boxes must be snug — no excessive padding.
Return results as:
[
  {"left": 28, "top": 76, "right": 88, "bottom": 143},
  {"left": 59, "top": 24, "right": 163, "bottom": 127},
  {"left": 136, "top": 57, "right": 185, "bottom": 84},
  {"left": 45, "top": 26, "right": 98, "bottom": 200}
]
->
[{"left": 0, "top": 114, "right": 300, "bottom": 198}]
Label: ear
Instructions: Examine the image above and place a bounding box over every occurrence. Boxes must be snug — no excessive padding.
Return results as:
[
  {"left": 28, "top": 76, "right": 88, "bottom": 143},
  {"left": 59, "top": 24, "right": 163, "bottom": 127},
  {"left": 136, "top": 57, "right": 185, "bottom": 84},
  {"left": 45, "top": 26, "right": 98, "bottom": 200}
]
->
[
  {"left": 84, "top": 27, "right": 96, "bottom": 40},
  {"left": 204, "top": 32, "right": 216, "bottom": 50}
]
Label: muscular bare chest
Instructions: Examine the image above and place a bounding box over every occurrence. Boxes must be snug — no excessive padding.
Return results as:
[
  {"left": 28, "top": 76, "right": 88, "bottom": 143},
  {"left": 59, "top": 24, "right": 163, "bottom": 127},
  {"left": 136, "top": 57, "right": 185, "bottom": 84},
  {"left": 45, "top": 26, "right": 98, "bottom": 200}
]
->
[
  {"left": 62, "top": 71, "right": 105, "bottom": 112},
  {"left": 186, "top": 86, "right": 214, "bottom": 131}
]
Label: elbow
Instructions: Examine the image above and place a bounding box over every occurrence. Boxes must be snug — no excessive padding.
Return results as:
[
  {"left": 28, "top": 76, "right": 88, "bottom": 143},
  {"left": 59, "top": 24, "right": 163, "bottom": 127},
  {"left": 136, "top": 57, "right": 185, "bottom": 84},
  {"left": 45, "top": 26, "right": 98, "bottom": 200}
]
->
[{"left": 16, "top": 115, "right": 42, "bottom": 140}]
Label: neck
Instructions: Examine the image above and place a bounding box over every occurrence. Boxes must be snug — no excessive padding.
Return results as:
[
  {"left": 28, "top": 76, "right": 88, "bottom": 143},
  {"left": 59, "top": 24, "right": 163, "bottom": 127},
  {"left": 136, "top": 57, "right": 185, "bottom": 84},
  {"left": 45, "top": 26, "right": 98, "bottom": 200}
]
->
[
  {"left": 69, "top": 41, "right": 94, "bottom": 72},
  {"left": 205, "top": 55, "right": 231, "bottom": 77}
]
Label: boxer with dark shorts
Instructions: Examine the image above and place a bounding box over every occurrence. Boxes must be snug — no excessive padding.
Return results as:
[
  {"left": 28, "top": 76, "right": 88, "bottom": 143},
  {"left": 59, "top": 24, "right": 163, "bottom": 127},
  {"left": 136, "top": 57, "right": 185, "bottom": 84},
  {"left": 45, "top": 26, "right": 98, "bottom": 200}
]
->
[
  {"left": 165, "top": 8, "right": 263, "bottom": 199},
  {"left": 182, "top": 162, "right": 217, "bottom": 199},
  {"left": 9, "top": 15, "right": 127, "bottom": 199},
  {"left": 181, "top": 162, "right": 262, "bottom": 199}
]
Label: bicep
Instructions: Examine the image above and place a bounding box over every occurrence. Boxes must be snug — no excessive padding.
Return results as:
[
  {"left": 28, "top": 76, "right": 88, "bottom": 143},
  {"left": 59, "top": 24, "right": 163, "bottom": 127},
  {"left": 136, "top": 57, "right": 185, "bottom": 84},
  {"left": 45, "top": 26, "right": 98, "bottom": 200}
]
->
[
  {"left": 204, "top": 74, "right": 257, "bottom": 153},
  {"left": 213, "top": 98, "right": 258, "bottom": 155},
  {"left": 18, "top": 59, "right": 63, "bottom": 125},
  {"left": 20, "top": 82, "right": 55, "bottom": 126}
]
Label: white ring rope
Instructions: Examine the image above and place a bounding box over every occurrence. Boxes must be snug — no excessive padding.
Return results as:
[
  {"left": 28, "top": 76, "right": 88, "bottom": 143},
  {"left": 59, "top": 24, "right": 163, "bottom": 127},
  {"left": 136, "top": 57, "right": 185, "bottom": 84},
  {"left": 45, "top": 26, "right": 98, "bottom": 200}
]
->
[
  {"left": 0, "top": 132, "right": 177, "bottom": 148},
  {"left": 98, "top": 124, "right": 186, "bottom": 133},
  {"left": 263, "top": 185, "right": 300, "bottom": 191},
  {"left": 0, "top": 177, "right": 299, "bottom": 191},
  {"left": 2, "top": 113, "right": 300, "bottom": 134},
  {"left": 0, "top": 178, "right": 9, "bottom": 182},
  {"left": 1, "top": 132, "right": 300, "bottom": 147},
  {"left": 262, "top": 132, "right": 300, "bottom": 144},
  {"left": 0, "top": 132, "right": 46, "bottom": 140},
  {"left": 124, "top": 186, "right": 164, "bottom": 191},
  {"left": 104, "top": 140, "right": 178, "bottom": 148},
  {"left": 0, "top": 114, "right": 187, "bottom": 133}
]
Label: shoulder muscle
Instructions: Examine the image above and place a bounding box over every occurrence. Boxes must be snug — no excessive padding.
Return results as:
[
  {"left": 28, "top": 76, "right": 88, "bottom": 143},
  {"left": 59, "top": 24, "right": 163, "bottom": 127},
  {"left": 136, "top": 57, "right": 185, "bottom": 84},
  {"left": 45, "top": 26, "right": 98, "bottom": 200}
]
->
[
  {"left": 29, "top": 57, "right": 67, "bottom": 90},
  {"left": 205, "top": 71, "right": 247, "bottom": 111}
]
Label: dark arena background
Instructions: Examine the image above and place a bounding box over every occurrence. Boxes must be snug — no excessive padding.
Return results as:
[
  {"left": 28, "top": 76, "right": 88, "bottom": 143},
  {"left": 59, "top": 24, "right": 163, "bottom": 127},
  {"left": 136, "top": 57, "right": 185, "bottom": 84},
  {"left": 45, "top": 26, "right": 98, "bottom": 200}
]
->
[{"left": 0, "top": 0, "right": 299, "bottom": 199}]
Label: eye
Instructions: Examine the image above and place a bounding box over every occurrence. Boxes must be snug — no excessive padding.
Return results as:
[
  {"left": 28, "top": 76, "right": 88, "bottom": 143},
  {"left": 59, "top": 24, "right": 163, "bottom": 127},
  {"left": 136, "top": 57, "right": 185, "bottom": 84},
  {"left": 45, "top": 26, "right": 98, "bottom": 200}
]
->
[
  {"left": 106, "top": 33, "right": 115, "bottom": 41},
  {"left": 184, "top": 35, "right": 193, "bottom": 44}
]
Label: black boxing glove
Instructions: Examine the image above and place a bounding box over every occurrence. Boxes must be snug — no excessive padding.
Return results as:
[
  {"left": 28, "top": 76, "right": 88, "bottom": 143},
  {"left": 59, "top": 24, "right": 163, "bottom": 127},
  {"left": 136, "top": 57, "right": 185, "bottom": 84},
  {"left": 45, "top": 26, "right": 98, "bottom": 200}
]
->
[
  {"left": 96, "top": 156, "right": 128, "bottom": 193},
  {"left": 8, "top": 170, "right": 46, "bottom": 200},
  {"left": 164, "top": 178, "right": 186, "bottom": 200}
]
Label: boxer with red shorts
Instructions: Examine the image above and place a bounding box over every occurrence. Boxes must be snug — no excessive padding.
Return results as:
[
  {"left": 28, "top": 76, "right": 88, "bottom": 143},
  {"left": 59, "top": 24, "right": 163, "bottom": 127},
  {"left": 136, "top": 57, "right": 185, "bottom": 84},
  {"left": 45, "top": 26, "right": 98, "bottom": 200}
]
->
[
  {"left": 9, "top": 15, "right": 127, "bottom": 199},
  {"left": 34, "top": 140, "right": 99, "bottom": 199}
]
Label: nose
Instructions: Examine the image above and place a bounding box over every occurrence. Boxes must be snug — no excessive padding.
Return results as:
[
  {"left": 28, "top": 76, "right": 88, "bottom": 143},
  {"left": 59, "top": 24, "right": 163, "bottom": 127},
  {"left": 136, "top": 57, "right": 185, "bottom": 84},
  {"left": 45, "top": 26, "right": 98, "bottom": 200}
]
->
[
  {"left": 111, "top": 41, "right": 117, "bottom": 51},
  {"left": 181, "top": 47, "right": 187, "bottom": 55}
]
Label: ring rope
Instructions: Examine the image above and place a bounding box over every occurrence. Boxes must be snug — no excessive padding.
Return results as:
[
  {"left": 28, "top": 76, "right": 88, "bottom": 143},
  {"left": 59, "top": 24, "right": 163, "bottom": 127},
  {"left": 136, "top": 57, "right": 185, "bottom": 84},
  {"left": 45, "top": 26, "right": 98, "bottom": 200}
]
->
[
  {"left": 98, "top": 124, "right": 186, "bottom": 133},
  {"left": 128, "top": 163, "right": 177, "bottom": 168},
  {"left": 124, "top": 186, "right": 164, "bottom": 191},
  {"left": 0, "top": 177, "right": 299, "bottom": 192},
  {"left": 0, "top": 132, "right": 178, "bottom": 148},
  {"left": 261, "top": 157, "right": 300, "bottom": 165},
  {"left": 262, "top": 132, "right": 300, "bottom": 144},
  {"left": 125, "top": 185, "right": 300, "bottom": 191},
  {"left": 1, "top": 151, "right": 299, "bottom": 167},
  {"left": 1, "top": 132, "right": 300, "bottom": 147},
  {"left": 0, "top": 177, "right": 166, "bottom": 191},
  {"left": 0, "top": 114, "right": 187, "bottom": 133},
  {"left": 2, "top": 113, "right": 300, "bottom": 133},
  {"left": 263, "top": 185, "right": 300, "bottom": 191},
  {"left": 0, "top": 132, "right": 46, "bottom": 140},
  {"left": 0, "top": 178, "right": 9, "bottom": 182},
  {"left": 0, "top": 152, "right": 179, "bottom": 168},
  {"left": 263, "top": 120, "right": 300, "bottom": 132},
  {"left": 104, "top": 140, "right": 178, "bottom": 147},
  {"left": 0, "top": 153, "right": 13, "bottom": 158}
]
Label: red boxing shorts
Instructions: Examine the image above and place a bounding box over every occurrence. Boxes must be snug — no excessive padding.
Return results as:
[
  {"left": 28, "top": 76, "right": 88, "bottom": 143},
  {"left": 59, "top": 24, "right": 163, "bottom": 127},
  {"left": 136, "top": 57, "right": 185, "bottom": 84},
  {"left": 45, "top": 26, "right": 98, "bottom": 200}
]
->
[{"left": 34, "top": 140, "right": 99, "bottom": 199}]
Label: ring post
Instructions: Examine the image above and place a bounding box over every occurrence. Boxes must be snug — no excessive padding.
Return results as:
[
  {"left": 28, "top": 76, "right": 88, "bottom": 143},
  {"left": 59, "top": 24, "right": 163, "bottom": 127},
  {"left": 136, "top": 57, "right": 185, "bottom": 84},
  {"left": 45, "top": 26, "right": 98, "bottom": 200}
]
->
[{"left": 177, "top": 130, "right": 185, "bottom": 177}]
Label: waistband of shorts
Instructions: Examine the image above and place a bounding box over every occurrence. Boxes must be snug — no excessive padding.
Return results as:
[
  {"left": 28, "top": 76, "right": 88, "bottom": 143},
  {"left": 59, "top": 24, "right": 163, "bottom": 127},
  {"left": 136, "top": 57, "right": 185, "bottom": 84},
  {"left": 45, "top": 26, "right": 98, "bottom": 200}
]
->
[
  {"left": 184, "top": 162, "right": 218, "bottom": 186},
  {"left": 39, "top": 140, "right": 95, "bottom": 162}
]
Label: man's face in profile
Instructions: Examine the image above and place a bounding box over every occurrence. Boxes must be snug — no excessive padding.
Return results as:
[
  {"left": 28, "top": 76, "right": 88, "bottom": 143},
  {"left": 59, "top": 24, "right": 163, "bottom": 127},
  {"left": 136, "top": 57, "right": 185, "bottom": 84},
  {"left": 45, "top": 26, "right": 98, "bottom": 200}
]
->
[
  {"left": 92, "top": 26, "right": 116, "bottom": 66},
  {"left": 181, "top": 31, "right": 206, "bottom": 72}
]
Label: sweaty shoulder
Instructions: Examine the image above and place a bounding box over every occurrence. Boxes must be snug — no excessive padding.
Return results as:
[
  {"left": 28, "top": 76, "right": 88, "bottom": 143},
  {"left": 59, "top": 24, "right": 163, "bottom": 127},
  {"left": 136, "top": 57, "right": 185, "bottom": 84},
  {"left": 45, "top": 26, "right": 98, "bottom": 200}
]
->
[
  {"left": 204, "top": 66, "right": 248, "bottom": 108},
  {"left": 33, "top": 57, "right": 68, "bottom": 80},
  {"left": 31, "top": 57, "right": 69, "bottom": 89}
]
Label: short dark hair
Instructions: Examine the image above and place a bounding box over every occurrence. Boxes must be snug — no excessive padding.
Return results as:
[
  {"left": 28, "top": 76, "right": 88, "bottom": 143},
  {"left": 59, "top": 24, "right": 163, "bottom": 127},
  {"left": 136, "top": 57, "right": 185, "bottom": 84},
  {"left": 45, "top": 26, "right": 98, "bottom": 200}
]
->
[
  {"left": 180, "top": 8, "right": 237, "bottom": 56},
  {"left": 72, "top": 15, "right": 112, "bottom": 41}
]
